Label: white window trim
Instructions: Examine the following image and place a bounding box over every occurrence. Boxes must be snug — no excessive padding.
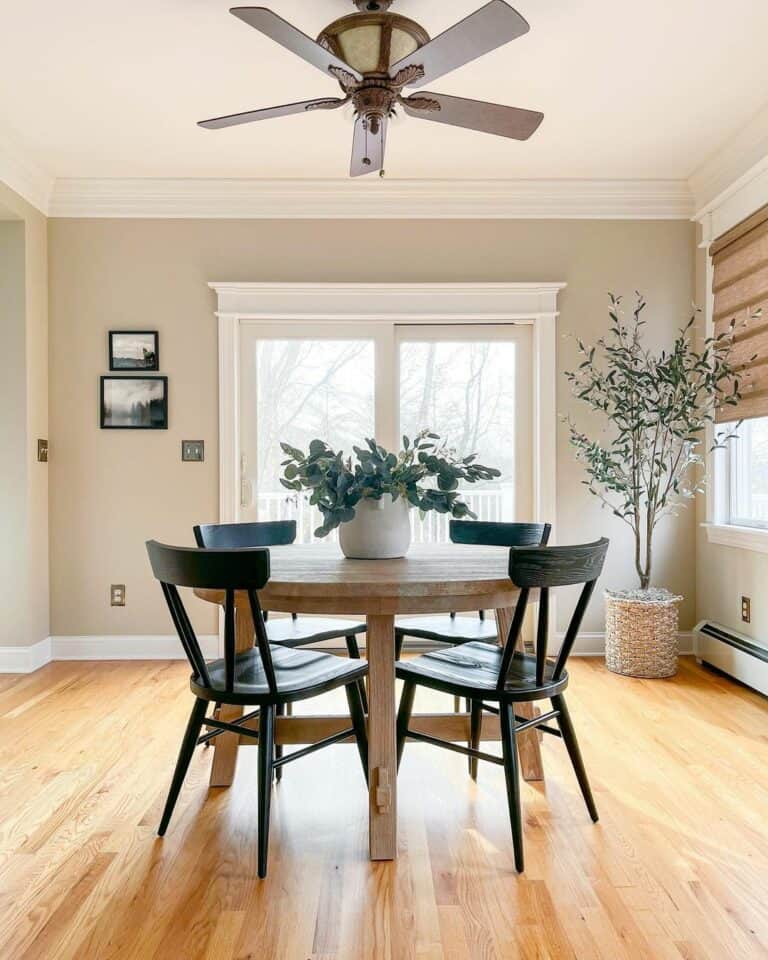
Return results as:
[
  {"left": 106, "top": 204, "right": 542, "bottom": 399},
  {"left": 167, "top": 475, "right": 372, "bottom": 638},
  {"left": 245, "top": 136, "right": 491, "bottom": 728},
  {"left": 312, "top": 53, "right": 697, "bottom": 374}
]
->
[
  {"left": 209, "top": 282, "right": 565, "bottom": 540},
  {"left": 698, "top": 175, "right": 768, "bottom": 553}
]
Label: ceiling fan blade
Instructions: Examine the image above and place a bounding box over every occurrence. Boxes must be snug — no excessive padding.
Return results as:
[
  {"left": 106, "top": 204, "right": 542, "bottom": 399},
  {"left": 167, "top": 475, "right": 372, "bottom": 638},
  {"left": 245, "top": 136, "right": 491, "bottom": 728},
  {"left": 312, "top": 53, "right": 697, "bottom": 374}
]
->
[
  {"left": 198, "top": 97, "right": 346, "bottom": 130},
  {"left": 230, "top": 8, "right": 363, "bottom": 82},
  {"left": 350, "top": 115, "right": 387, "bottom": 177},
  {"left": 402, "top": 92, "right": 543, "bottom": 140},
  {"left": 391, "top": 1, "right": 529, "bottom": 89}
]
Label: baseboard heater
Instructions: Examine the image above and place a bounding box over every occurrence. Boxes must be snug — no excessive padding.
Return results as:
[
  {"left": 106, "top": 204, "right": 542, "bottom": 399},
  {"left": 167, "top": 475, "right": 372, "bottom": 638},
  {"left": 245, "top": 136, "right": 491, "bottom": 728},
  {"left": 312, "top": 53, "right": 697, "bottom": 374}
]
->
[{"left": 694, "top": 620, "right": 768, "bottom": 696}]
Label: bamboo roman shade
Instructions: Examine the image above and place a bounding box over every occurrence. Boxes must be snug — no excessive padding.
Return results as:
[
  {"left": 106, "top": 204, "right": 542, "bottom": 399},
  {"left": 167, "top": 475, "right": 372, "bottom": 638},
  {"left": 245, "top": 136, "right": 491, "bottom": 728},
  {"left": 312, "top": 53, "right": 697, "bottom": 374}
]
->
[{"left": 712, "top": 203, "right": 768, "bottom": 422}]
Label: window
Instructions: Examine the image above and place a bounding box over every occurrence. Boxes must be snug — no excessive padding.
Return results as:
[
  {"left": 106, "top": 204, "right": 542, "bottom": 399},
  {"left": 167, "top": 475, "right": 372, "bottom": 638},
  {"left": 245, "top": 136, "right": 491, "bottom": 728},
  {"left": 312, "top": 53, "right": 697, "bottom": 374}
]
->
[{"left": 721, "top": 417, "right": 768, "bottom": 529}]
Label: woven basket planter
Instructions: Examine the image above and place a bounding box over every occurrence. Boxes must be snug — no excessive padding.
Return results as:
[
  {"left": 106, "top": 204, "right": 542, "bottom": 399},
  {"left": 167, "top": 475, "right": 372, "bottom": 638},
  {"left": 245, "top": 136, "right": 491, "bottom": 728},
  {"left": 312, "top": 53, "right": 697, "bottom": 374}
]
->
[{"left": 605, "top": 589, "right": 682, "bottom": 678}]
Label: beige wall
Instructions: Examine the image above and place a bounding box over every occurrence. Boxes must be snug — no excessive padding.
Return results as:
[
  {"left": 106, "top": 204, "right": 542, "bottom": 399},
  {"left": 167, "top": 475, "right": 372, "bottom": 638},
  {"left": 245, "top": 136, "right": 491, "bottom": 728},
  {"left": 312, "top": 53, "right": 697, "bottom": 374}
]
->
[
  {"left": 0, "top": 181, "right": 49, "bottom": 647},
  {"left": 48, "top": 218, "right": 696, "bottom": 638}
]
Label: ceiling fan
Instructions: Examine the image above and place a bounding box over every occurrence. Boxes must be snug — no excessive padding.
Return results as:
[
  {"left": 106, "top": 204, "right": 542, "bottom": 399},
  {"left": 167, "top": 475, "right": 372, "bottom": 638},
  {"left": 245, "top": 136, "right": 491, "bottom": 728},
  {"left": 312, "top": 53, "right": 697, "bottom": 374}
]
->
[{"left": 199, "top": 0, "right": 543, "bottom": 177}]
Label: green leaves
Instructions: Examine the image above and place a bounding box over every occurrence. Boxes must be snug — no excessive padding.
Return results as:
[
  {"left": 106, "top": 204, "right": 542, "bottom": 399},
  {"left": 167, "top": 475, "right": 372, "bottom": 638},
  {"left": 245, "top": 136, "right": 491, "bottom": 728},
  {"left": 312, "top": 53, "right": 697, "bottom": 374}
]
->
[
  {"left": 279, "top": 428, "right": 500, "bottom": 538},
  {"left": 565, "top": 292, "right": 743, "bottom": 588}
]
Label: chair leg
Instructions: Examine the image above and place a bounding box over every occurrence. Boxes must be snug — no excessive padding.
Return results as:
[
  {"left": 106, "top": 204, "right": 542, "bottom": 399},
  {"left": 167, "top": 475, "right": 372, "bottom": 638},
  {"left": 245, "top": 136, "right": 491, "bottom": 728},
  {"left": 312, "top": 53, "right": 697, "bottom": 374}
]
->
[
  {"left": 257, "top": 705, "right": 275, "bottom": 879},
  {"left": 395, "top": 631, "right": 405, "bottom": 660},
  {"left": 345, "top": 681, "right": 369, "bottom": 786},
  {"left": 274, "top": 703, "right": 284, "bottom": 783},
  {"left": 552, "top": 694, "right": 598, "bottom": 823},
  {"left": 345, "top": 634, "right": 369, "bottom": 714},
  {"left": 158, "top": 697, "right": 208, "bottom": 836},
  {"left": 469, "top": 700, "right": 482, "bottom": 781},
  {"left": 396, "top": 680, "right": 417, "bottom": 769},
  {"left": 500, "top": 702, "right": 524, "bottom": 873}
]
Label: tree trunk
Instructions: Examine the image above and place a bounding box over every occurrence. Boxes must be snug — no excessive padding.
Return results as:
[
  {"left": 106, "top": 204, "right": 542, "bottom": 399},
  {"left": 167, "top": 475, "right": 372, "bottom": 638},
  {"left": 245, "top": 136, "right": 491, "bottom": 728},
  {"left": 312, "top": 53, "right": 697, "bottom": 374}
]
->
[
  {"left": 635, "top": 526, "right": 652, "bottom": 590},
  {"left": 634, "top": 530, "right": 645, "bottom": 588},
  {"left": 642, "top": 525, "right": 653, "bottom": 590}
]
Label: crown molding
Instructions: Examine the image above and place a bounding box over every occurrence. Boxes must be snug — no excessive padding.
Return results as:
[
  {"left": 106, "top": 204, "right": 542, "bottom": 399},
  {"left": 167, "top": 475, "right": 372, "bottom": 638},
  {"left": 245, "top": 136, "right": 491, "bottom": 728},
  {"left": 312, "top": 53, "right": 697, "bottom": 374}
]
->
[
  {"left": 691, "top": 108, "right": 768, "bottom": 243},
  {"left": 0, "top": 129, "right": 54, "bottom": 215},
  {"left": 48, "top": 177, "right": 694, "bottom": 220},
  {"left": 690, "top": 103, "right": 768, "bottom": 216}
]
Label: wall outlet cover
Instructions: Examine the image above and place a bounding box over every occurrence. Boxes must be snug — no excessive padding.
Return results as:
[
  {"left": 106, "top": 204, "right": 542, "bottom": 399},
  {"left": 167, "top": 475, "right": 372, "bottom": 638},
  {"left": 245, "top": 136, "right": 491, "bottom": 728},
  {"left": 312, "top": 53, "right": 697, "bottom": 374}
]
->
[
  {"left": 182, "top": 440, "right": 204, "bottom": 462},
  {"left": 741, "top": 596, "right": 751, "bottom": 624},
  {"left": 111, "top": 584, "right": 126, "bottom": 607}
]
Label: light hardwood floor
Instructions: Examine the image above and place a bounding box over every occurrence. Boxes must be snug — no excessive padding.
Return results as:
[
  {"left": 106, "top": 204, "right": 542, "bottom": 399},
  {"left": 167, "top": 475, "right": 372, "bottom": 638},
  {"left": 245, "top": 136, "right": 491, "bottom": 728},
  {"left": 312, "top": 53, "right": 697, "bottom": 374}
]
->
[{"left": 0, "top": 657, "right": 766, "bottom": 959}]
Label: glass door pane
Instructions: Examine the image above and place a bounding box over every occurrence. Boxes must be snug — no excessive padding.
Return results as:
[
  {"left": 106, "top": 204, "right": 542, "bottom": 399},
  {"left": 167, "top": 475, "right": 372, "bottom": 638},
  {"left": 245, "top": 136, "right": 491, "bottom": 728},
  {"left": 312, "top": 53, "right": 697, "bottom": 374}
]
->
[
  {"left": 240, "top": 323, "right": 381, "bottom": 541},
  {"left": 397, "top": 324, "right": 532, "bottom": 544}
]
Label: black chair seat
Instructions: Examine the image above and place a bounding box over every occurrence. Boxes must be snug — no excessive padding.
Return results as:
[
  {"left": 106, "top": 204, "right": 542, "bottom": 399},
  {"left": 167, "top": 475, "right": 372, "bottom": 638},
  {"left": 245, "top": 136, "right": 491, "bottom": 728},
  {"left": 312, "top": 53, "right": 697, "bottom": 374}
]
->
[
  {"left": 395, "top": 614, "right": 498, "bottom": 645},
  {"left": 193, "top": 644, "right": 368, "bottom": 705},
  {"left": 396, "top": 641, "right": 567, "bottom": 703},
  {"left": 266, "top": 616, "right": 365, "bottom": 647}
]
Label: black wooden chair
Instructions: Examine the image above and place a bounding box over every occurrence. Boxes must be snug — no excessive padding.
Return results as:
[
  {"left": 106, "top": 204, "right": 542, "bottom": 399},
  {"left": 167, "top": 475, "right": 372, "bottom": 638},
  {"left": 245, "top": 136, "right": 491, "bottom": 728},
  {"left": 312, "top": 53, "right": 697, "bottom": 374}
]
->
[
  {"left": 395, "top": 537, "right": 609, "bottom": 873},
  {"left": 146, "top": 540, "right": 369, "bottom": 879},
  {"left": 194, "top": 521, "right": 368, "bottom": 712},
  {"left": 394, "top": 520, "right": 552, "bottom": 660}
]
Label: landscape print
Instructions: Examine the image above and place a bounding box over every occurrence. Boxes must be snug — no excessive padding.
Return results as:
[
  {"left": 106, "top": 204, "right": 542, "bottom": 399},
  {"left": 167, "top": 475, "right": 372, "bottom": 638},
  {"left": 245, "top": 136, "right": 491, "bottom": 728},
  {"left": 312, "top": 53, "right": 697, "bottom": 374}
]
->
[
  {"left": 109, "top": 331, "right": 159, "bottom": 370},
  {"left": 100, "top": 376, "right": 168, "bottom": 429}
]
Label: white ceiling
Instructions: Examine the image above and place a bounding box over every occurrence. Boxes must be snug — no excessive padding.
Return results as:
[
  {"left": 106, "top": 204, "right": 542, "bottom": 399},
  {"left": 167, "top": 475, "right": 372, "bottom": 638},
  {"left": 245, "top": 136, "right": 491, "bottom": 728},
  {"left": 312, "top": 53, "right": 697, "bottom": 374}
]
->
[{"left": 2, "top": 0, "right": 768, "bottom": 182}]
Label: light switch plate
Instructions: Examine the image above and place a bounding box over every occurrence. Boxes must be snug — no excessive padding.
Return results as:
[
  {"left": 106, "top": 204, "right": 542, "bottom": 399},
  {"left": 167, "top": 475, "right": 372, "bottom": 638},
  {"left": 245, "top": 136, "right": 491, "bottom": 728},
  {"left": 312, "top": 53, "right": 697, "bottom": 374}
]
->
[
  {"left": 182, "top": 440, "right": 204, "bottom": 462},
  {"left": 37, "top": 439, "right": 48, "bottom": 462}
]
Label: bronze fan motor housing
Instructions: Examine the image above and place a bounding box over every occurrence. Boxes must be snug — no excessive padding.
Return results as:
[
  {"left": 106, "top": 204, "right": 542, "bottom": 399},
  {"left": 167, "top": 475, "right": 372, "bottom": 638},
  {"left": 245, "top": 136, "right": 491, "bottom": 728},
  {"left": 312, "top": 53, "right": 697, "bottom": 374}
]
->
[
  {"left": 317, "top": 7, "right": 431, "bottom": 133},
  {"left": 199, "top": 1, "right": 544, "bottom": 177}
]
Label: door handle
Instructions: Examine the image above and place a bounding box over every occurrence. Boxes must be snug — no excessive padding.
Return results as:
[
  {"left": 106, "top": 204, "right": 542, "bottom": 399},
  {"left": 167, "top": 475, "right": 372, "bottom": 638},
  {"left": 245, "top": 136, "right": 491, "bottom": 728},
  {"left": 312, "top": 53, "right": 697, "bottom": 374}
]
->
[{"left": 240, "top": 455, "right": 252, "bottom": 508}]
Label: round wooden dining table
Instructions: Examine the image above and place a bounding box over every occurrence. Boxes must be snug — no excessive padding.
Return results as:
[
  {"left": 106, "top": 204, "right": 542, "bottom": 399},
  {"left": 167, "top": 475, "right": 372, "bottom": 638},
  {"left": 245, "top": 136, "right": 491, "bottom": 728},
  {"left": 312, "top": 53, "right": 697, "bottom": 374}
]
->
[{"left": 197, "top": 541, "right": 544, "bottom": 861}]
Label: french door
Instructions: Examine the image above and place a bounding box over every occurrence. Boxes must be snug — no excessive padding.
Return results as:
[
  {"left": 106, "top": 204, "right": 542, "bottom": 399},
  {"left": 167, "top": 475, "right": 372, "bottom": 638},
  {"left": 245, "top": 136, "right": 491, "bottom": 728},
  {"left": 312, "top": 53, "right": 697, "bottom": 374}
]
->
[{"left": 239, "top": 320, "right": 532, "bottom": 542}]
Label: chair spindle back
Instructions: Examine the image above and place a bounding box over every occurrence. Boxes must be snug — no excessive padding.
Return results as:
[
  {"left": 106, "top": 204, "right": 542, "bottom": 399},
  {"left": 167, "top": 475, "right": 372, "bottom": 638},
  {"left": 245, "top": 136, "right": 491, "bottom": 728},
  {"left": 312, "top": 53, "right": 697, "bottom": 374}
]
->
[
  {"left": 193, "top": 520, "right": 297, "bottom": 549},
  {"left": 496, "top": 538, "right": 609, "bottom": 690},
  {"left": 449, "top": 519, "right": 551, "bottom": 548},
  {"left": 146, "top": 540, "right": 273, "bottom": 695}
]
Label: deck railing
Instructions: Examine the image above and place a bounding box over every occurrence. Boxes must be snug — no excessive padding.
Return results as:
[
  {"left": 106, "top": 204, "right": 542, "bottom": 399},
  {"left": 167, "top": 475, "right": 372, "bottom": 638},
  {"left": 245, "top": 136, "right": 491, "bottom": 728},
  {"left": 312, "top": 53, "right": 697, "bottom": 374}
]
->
[{"left": 253, "top": 487, "right": 516, "bottom": 544}]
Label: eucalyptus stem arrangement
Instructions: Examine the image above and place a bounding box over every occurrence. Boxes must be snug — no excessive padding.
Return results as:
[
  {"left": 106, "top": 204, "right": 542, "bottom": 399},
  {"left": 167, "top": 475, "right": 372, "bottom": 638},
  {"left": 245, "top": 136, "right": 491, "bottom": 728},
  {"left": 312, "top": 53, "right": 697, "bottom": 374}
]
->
[
  {"left": 280, "top": 430, "right": 501, "bottom": 538},
  {"left": 565, "top": 293, "right": 742, "bottom": 590}
]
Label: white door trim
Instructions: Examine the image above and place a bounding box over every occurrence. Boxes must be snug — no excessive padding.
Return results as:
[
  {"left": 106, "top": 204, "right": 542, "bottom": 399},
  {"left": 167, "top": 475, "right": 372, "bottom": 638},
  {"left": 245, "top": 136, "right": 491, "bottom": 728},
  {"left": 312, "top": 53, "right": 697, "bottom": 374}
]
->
[{"left": 210, "top": 282, "right": 565, "bottom": 536}]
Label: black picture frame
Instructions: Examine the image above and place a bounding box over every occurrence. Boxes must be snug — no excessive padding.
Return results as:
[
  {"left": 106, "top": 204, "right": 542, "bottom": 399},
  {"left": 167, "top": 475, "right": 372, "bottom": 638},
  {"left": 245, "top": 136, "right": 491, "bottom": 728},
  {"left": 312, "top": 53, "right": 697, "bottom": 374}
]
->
[
  {"left": 100, "top": 375, "right": 168, "bottom": 430},
  {"left": 108, "top": 330, "right": 160, "bottom": 371}
]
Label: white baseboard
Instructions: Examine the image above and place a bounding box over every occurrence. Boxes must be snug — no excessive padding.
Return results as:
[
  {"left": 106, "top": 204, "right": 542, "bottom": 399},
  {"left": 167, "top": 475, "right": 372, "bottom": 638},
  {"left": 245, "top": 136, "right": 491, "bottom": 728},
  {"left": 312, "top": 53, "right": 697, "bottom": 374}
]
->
[
  {"left": 0, "top": 638, "right": 52, "bottom": 674},
  {"left": 0, "top": 635, "right": 219, "bottom": 674},
  {"left": 562, "top": 632, "right": 694, "bottom": 657},
  {"left": 51, "top": 635, "right": 220, "bottom": 661},
  {"left": 0, "top": 631, "right": 694, "bottom": 674}
]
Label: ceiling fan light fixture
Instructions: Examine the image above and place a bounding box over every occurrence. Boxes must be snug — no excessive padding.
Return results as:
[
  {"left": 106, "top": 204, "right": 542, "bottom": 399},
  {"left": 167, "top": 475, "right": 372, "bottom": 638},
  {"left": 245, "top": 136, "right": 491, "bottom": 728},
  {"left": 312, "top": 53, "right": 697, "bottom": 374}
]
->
[
  {"left": 202, "top": 3, "right": 543, "bottom": 179},
  {"left": 318, "top": 13, "right": 429, "bottom": 77}
]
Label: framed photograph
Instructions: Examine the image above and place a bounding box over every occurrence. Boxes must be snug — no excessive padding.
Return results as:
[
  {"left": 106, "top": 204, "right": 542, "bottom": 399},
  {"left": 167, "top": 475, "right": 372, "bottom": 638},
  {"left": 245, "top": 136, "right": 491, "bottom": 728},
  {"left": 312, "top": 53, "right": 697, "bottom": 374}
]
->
[
  {"left": 109, "top": 331, "right": 159, "bottom": 371},
  {"left": 100, "top": 376, "right": 168, "bottom": 429}
]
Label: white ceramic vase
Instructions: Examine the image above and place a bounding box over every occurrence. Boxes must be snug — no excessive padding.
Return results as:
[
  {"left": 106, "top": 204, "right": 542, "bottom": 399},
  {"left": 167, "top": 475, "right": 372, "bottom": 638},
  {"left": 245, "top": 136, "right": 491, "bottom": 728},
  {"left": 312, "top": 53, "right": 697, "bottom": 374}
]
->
[{"left": 338, "top": 497, "right": 412, "bottom": 559}]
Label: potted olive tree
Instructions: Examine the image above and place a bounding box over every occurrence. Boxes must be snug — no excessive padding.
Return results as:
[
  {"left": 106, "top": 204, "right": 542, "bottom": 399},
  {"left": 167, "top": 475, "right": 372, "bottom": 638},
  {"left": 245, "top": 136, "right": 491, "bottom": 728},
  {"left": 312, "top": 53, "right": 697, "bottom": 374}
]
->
[
  {"left": 280, "top": 431, "right": 500, "bottom": 559},
  {"left": 565, "top": 293, "right": 741, "bottom": 677}
]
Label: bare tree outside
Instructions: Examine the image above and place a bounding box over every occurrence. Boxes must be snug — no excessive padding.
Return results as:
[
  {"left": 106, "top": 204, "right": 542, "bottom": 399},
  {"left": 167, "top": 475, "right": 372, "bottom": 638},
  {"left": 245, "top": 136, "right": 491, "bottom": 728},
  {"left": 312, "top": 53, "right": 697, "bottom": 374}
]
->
[
  {"left": 255, "top": 339, "right": 375, "bottom": 491},
  {"left": 730, "top": 416, "right": 768, "bottom": 525},
  {"left": 399, "top": 339, "right": 518, "bottom": 539},
  {"left": 399, "top": 340, "right": 517, "bottom": 486}
]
